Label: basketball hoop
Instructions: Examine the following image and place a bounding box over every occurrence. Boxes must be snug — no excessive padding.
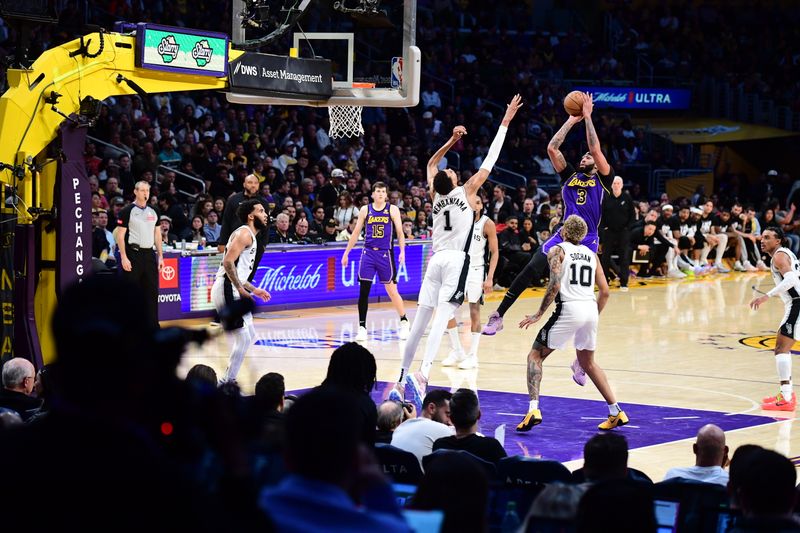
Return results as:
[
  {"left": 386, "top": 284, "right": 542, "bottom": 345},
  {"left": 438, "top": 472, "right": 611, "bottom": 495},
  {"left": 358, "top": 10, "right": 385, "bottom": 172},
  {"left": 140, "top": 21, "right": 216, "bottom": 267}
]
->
[{"left": 328, "top": 104, "right": 364, "bottom": 138}]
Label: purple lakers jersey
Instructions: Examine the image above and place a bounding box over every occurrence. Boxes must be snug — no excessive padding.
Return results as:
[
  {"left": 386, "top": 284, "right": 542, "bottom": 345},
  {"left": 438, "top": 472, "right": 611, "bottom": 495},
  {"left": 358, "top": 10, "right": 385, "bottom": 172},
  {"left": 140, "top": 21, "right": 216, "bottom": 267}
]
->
[
  {"left": 365, "top": 203, "right": 393, "bottom": 249},
  {"left": 543, "top": 162, "right": 612, "bottom": 254}
]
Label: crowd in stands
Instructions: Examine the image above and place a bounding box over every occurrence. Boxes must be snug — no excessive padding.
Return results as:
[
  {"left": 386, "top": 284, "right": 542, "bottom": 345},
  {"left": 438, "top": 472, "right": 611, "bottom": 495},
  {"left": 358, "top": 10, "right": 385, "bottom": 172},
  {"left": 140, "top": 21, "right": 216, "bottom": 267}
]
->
[{"left": 2, "top": 275, "right": 800, "bottom": 532}]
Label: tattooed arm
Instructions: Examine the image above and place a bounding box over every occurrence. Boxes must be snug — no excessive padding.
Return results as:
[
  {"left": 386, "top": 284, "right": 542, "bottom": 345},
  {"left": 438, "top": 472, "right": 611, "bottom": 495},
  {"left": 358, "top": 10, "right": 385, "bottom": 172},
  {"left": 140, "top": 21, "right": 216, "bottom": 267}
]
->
[
  {"left": 581, "top": 93, "right": 611, "bottom": 176},
  {"left": 519, "top": 246, "right": 564, "bottom": 328},
  {"left": 223, "top": 230, "right": 270, "bottom": 301},
  {"left": 547, "top": 115, "right": 583, "bottom": 173}
]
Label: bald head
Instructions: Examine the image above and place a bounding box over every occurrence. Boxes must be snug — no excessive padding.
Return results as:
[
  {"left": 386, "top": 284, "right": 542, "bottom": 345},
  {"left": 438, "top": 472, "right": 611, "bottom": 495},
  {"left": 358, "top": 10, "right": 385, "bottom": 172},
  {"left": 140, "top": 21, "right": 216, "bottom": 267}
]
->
[
  {"left": 693, "top": 424, "right": 727, "bottom": 467},
  {"left": 244, "top": 174, "right": 260, "bottom": 195},
  {"left": 2, "top": 357, "right": 35, "bottom": 394},
  {"left": 377, "top": 400, "right": 403, "bottom": 432}
]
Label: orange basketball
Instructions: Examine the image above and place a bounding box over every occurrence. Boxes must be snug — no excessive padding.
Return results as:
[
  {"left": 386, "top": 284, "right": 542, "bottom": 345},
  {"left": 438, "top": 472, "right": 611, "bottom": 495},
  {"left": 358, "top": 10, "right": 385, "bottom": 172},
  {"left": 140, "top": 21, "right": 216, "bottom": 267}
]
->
[{"left": 564, "top": 91, "right": 585, "bottom": 116}]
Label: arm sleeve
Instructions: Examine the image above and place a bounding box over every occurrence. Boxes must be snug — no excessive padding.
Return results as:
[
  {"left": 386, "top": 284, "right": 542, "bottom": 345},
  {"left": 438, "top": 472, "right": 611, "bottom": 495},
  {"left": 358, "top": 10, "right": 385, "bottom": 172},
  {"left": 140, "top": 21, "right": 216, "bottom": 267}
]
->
[
  {"left": 479, "top": 125, "right": 508, "bottom": 172},
  {"left": 598, "top": 167, "right": 615, "bottom": 192},
  {"left": 768, "top": 270, "right": 800, "bottom": 298}
]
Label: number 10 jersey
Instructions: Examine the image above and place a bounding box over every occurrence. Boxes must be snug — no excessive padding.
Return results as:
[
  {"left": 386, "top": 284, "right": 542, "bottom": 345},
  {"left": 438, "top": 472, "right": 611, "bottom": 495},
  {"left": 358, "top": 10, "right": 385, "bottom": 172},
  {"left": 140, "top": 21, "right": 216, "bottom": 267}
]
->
[{"left": 557, "top": 241, "right": 597, "bottom": 302}]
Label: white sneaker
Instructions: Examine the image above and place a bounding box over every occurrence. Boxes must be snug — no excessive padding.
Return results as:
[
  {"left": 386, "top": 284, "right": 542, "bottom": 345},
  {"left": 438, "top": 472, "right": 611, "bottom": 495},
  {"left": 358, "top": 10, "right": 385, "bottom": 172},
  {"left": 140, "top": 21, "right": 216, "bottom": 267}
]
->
[
  {"left": 442, "top": 349, "right": 467, "bottom": 367},
  {"left": 714, "top": 262, "right": 730, "bottom": 273},
  {"left": 733, "top": 260, "right": 746, "bottom": 272},
  {"left": 667, "top": 268, "right": 687, "bottom": 278},
  {"left": 756, "top": 261, "right": 769, "bottom": 271},
  {"left": 619, "top": 286, "right": 629, "bottom": 292},
  {"left": 744, "top": 261, "right": 757, "bottom": 272},
  {"left": 355, "top": 326, "right": 368, "bottom": 342},
  {"left": 398, "top": 320, "right": 410, "bottom": 340},
  {"left": 458, "top": 355, "right": 478, "bottom": 370}
]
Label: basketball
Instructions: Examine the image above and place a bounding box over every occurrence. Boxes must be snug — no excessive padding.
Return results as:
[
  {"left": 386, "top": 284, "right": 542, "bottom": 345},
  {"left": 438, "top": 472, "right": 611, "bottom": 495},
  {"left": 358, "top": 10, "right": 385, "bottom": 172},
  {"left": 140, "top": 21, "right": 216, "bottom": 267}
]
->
[{"left": 564, "top": 91, "right": 585, "bottom": 116}]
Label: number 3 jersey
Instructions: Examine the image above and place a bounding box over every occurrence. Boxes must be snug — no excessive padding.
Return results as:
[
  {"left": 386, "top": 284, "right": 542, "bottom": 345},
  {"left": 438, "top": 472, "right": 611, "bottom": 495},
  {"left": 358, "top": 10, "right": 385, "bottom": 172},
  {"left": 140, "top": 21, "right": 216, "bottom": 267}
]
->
[
  {"left": 432, "top": 185, "right": 474, "bottom": 253},
  {"left": 557, "top": 241, "right": 597, "bottom": 302},
  {"left": 364, "top": 203, "right": 393, "bottom": 250}
]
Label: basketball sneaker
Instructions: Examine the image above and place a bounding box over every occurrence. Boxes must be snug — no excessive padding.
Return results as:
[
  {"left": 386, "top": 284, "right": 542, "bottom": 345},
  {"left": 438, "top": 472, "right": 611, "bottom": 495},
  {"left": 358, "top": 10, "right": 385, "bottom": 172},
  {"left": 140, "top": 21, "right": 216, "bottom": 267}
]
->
[
  {"left": 667, "top": 268, "right": 686, "bottom": 278},
  {"left": 458, "top": 355, "right": 479, "bottom": 370},
  {"left": 482, "top": 311, "right": 504, "bottom": 335},
  {"left": 733, "top": 260, "right": 746, "bottom": 272},
  {"left": 355, "top": 326, "right": 368, "bottom": 342},
  {"left": 762, "top": 391, "right": 795, "bottom": 403},
  {"left": 714, "top": 262, "right": 730, "bottom": 273},
  {"left": 598, "top": 411, "right": 629, "bottom": 430},
  {"left": 442, "top": 349, "right": 467, "bottom": 367},
  {"left": 398, "top": 319, "right": 410, "bottom": 340},
  {"left": 516, "top": 409, "right": 542, "bottom": 432},
  {"left": 762, "top": 392, "right": 796, "bottom": 411},
  {"left": 386, "top": 382, "right": 405, "bottom": 403},
  {"left": 571, "top": 359, "right": 587, "bottom": 386},
  {"left": 406, "top": 371, "right": 428, "bottom": 412}
]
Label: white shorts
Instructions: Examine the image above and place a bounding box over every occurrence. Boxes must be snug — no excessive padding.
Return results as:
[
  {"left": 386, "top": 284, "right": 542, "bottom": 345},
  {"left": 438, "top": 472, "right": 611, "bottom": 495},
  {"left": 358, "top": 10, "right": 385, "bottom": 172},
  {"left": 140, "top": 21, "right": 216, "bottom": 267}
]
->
[
  {"left": 465, "top": 266, "right": 485, "bottom": 304},
  {"left": 418, "top": 250, "right": 470, "bottom": 307},
  {"left": 535, "top": 299, "right": 598, "bottom": 351},
  {"left": 211, "top": 277, "right": 254, "bottom": 330},
  {"left": 779, "top": 300, "right": 800, "bottom": 340}
]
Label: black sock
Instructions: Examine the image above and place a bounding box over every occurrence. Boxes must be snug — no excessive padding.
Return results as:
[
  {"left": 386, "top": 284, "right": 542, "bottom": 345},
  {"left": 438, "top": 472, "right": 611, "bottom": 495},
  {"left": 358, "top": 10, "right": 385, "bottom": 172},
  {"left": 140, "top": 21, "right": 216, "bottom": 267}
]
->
[
  {"left": 400, "top": 315, "right": 408, "bottom": 322},
  {"left": 498, "top": 251, "right": 545, "bottom": 317},
  {"left": 358, "top": 280, "right": 372, "bottom": 327}
]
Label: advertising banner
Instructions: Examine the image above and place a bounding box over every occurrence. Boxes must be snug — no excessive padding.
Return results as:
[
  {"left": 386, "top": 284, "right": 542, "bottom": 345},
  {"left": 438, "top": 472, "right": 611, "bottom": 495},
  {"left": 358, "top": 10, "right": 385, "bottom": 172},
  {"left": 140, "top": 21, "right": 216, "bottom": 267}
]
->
[
  {"left": 159, "top": 243, "right": 432, "bottom": 320},
  {"left": 137, "top": 23, "right": 228, "bottom": 77},
  {"left": 572, "top": 86, "right": 691, "bottom": 110},
  {"left": 228, "top": 52, "right": 333, "bottom": 100}
]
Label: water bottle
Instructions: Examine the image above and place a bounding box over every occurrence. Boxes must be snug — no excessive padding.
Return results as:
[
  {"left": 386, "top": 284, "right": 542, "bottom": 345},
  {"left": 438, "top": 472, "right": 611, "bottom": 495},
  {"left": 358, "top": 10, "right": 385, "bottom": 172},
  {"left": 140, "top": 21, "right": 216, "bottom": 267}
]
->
[{"left": 501, "top": 501, "right": 521, "bottom": 533}]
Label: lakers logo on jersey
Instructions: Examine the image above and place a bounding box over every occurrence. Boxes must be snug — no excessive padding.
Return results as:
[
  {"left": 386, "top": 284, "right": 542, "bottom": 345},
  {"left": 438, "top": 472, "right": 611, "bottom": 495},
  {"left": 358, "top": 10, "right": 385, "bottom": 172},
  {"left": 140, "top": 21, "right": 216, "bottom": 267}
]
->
[{"left": 566, "top": 175, "right": 597, "bottom": 188}]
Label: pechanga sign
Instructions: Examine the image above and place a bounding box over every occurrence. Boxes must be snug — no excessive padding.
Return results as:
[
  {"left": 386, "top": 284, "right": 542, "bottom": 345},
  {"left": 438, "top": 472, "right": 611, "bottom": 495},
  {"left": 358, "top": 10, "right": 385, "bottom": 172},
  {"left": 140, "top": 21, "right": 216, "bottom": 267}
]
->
[
  {"left": 136, "top": 23, "right": 228, "bottom": 77},
  {"left": 573, "top": 86, "right": 691, "bottom": 110},
  {"left": 155, "top": 243, "right": 432, "bottom": 320}
]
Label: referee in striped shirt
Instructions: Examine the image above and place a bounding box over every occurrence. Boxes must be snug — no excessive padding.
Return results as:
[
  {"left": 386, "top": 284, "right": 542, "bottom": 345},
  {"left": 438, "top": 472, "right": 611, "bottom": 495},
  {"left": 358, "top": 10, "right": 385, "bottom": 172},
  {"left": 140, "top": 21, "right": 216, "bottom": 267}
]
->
[{"left": 115, "top": 181, "right": 163, "bottom": 328}]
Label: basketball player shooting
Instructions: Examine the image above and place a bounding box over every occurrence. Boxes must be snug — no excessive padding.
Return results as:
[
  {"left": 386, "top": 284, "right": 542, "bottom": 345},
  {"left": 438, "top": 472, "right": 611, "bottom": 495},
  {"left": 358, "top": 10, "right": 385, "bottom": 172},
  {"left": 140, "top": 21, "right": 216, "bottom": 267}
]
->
[
  {"left": 390, "top": 94, "right": 523, "bottom": 409},
  {"left": 482, "top": 92, "right": 615, "bottom": 386}
]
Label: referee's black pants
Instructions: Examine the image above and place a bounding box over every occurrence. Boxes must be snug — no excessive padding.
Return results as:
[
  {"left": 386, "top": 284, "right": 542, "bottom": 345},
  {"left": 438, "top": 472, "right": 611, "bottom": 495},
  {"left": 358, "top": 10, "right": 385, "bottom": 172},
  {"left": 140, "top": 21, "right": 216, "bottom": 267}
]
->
[
  {"left": 601, "top": 228, "right": 631, "bottom": 287},
  {"left": 122, "top": 246, "right": 159, "bottom": 329}
]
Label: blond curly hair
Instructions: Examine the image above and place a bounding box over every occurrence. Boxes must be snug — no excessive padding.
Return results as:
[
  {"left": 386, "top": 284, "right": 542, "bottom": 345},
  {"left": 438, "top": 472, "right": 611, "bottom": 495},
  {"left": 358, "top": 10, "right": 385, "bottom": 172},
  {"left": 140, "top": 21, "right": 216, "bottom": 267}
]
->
[{"left": 561, "top": 215, "right": 588, "bottom": 244}]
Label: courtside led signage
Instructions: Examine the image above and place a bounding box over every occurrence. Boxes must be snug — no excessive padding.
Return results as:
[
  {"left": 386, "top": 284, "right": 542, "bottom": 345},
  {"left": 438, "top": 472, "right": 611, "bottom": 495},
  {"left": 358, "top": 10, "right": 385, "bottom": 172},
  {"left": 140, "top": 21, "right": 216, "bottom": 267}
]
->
[{"left": 136, "top": 23, "right": 228, "bottom": 77}]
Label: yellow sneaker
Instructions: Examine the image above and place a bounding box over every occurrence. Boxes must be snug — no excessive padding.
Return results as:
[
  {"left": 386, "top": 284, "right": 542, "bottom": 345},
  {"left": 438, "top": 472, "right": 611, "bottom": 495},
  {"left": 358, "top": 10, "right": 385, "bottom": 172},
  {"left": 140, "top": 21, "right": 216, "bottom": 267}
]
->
[
  {"left": 516, "top": 409, "right": 542, "bottom": 432},
  {"left": 598, "top": 411, "right": 629, "bottom": 430}
]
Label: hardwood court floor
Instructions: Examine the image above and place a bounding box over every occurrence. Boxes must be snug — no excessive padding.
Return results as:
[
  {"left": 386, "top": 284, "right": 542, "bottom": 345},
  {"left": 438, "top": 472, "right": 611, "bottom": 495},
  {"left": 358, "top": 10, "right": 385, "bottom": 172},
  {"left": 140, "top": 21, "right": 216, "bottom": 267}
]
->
[{"left": 169, "top": 271, "right": 800, "bottom": 481}]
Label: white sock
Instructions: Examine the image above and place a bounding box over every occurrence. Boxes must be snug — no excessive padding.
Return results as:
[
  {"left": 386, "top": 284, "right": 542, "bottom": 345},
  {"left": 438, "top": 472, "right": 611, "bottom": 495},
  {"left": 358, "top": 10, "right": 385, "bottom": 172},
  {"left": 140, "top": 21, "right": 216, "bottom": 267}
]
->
[
  {"left": 776, "top": 353, "right": 792, "bottom": 382},
  {"left": 700, "top": 244, "right": 711, "bottom": 263},
  {"left": 781, "top": 384, "right": 794, "bottom": 399},
  {"left": 529, "top": 400, "right": 539, "bottom": 411},
  {"left": 420, "top": 302, "right": 459, "bottom": 380},
  {"left": 225, "top": 325, "right": 254, "bottom": 382},
  {"left": 468, "top": 332, "right": 481, "bottom": 356},
  {"left": 447, "top": 327, "right": 462, "bottom": 352},
  {"left": 608, "top": 403, "right": 621, "bottom": 416},
  {"left": 400, "top": 306, "right": 433, "bottom": 381},
  {"left": 715, "top": 234, "right": 728, "bottom": 263}
]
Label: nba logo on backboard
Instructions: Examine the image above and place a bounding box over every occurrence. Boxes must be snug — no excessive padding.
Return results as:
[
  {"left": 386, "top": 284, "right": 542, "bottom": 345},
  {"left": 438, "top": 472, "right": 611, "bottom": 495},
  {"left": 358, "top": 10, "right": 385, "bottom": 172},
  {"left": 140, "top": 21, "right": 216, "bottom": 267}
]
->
[{"left": 391, "top": 57, "right": 403, "bottom": 89}]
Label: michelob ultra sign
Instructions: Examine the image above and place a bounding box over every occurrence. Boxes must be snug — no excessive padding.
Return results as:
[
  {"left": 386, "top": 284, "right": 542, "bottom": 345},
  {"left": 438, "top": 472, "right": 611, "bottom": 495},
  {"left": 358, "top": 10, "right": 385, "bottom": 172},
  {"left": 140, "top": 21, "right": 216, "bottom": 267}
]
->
[
  {"left": 573, "top": 86, "right": 691, "bottom": 110},
  {"left": 136, "top": 23, "right": 228, "bottom": 77}
]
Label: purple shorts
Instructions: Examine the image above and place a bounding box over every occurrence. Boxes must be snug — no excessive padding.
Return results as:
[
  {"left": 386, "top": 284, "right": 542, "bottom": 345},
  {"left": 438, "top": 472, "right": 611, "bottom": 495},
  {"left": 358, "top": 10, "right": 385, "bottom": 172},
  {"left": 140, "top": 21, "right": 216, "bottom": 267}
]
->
[
  {"left": 359, "top": 248, "right": 397, "bottom": 284},
  {"left": 542, "top": 230, "right": 599, "bottom": 254}
]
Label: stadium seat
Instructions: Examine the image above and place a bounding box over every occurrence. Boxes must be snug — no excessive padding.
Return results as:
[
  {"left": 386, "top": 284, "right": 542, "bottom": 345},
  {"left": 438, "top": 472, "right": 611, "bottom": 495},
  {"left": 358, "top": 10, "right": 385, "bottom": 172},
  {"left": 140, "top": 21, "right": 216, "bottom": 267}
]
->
[
  {"left": 374, "top": 443, "right": 424, "bottom": 484},
  {"left": 422, "top": 449, "right": 497, "bottom": 481},
  {"left": 498, "top": 456, "right": 573, "bottom": 486}
]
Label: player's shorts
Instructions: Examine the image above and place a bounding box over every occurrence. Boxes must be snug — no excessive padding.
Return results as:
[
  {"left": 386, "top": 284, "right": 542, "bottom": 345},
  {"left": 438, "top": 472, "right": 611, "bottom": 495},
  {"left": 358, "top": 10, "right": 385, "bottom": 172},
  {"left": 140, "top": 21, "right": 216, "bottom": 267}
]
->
[
  {"left": 211, "top": 276, "right": 254, "bottom": 331},
  {"left": 779, "top": 300, "right": 800, "bottom": 340},
  {"left": 535, "top": 299, "right": 598, "bottom": 351},
  {"left": 543, "top": 230, "right": 599, "bottom": 254},
  {"left": 418, "top": 250, "right": 469, "bottom": 307},
  {"left": 465, "top": 266, "right": 485, "bottom": 304},
  {"left": 358, "top": 248, "right": 397, "bottom": 284}
]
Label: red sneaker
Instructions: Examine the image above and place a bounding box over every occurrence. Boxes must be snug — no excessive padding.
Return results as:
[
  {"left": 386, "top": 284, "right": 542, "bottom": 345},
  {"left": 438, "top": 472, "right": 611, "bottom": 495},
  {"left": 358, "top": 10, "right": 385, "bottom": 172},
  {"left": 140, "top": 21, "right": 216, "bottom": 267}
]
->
[{"left": 762, "top": 392, "right": 797, "bottom": 411}]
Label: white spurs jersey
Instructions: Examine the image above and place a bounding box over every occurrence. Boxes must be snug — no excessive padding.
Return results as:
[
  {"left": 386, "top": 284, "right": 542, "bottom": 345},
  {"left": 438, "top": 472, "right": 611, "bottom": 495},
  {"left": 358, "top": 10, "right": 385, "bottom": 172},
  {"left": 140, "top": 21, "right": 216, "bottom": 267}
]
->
[
  {"left": 770, "top": 247, "right": 800, "bottom": 305},
  {"left": 557, "top": 241, "right": 597, "bottom": 302},
  {"left": 431, "top": 186, "right": 474, "bottom": 253},
  {"left": 216, "top": 225, "right": 258, "bottom": 282},
  {"left": 468, "top": 215, "right": 490, "bottom": 267}
]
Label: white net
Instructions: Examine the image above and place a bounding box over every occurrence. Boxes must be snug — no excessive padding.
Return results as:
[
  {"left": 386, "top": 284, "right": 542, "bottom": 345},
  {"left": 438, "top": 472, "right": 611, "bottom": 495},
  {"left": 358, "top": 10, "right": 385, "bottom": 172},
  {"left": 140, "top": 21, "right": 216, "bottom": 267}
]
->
[{"left": 328, "top": 105, "right": 365, "bottom": 138}]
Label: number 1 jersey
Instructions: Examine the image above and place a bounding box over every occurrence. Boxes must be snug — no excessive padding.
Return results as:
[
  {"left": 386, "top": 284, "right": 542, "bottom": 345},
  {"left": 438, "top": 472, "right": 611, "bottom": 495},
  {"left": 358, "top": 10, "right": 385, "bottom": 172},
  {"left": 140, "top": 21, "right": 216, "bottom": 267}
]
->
[{"left": 431, "top": 185, "right": 474, "bottom": 253}]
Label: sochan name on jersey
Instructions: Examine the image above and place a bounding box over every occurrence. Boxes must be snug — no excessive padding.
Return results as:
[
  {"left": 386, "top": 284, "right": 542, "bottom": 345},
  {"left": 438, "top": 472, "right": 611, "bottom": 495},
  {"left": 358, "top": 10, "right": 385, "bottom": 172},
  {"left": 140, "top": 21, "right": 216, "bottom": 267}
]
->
[{"left": 432, "top": 196, "right": 468, "bottom": 215}]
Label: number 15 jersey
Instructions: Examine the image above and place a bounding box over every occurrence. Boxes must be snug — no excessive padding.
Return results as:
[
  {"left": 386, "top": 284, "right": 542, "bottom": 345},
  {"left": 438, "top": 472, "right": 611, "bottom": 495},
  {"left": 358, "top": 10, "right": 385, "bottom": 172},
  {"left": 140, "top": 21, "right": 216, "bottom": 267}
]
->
[
  {"left": 557, "top": 241, "right": 597, "bottom": 302},
  {"left": 431, "top": 185, "right": 474, "bottom": 253}
]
